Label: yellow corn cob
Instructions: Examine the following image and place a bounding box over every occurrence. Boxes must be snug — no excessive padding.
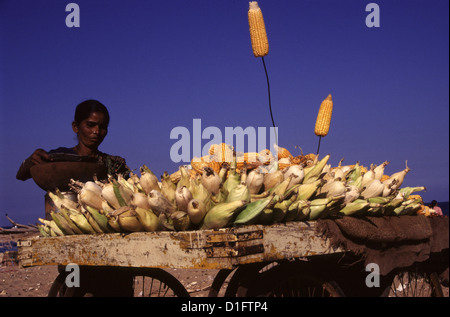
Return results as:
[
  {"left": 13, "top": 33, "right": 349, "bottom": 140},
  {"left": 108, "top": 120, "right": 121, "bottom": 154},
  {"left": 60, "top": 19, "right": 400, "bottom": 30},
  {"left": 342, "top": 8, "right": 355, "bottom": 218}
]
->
[
  {"left": 244, "top": 152, "right": 259, "bottom": 163},
  {"left": 169, "top": 168, "right": 197, "bottom": 184},
  {"left": 191, "top": 156, "right": 211, "bottom": 174},
  {"left": 278, "top": 157, "right": 292, "bottom": 170},
  {"left": 236, "top": 152, "right": 260, "bottom": 170},
  {"left": 208, "top": 160, "right": 222, "bottom": 174},
  {"left": 314, "top": 94, "right": 333, "bottom": 137},
  {"left": 209, "top": 143, "right": 234, "bottom": 163},
  {"left": 274, "top": 144, "right": 293, "bottom": 160},
  {"left": 248, "top": 1, "right": 269, "bottom": 57},
  {"left": 258, "top": 149, "right": 273, "bottom": 165}
]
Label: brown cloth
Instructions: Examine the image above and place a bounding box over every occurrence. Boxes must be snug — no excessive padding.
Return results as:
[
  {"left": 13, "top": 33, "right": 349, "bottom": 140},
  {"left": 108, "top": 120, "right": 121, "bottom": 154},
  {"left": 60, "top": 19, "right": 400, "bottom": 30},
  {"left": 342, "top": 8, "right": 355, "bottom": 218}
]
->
[{"left": 316, "top": 215, "right": 449, "bottom": 276}]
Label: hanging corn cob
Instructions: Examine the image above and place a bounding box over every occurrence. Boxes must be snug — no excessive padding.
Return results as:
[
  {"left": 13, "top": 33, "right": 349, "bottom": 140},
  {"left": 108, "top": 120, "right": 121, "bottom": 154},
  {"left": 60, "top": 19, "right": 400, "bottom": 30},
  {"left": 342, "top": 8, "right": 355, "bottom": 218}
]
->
[
  {"left": 314, "top": 94, "right": 333, "bottom": 154},
  {"left": 247, "top": 1, "right": 276, "bottom": 139},
  {"left": 248, "top": 1, "right": 269, "bottom": 57}
]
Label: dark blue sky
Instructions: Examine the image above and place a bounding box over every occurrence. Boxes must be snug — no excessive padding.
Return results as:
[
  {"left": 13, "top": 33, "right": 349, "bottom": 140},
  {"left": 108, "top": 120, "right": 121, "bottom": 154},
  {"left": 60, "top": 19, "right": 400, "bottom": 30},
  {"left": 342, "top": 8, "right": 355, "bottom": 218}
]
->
[{"left": 1, "top": 0, "right": 448, "bottom": 226}]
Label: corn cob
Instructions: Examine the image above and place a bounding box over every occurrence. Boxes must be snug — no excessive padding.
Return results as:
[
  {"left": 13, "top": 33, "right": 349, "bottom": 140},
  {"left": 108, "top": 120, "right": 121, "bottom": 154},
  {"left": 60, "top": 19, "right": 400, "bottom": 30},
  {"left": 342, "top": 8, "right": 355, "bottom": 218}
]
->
[
  {"left": 148, "top": 189, "right": 175, "bottom": 216},
  {"left": 202, "top": 200, "right": 246, "bottom": 229},
  {"left": 272, "top": 194, "right": 298, "bottom": 223},
  {"left": 284, "top": 165, "right": 304, "bottom": 189},
  {"left": 303, "top": 154, "right": 330, "bottom": 184},
  {"left": 234, "top": 194, "right": 274, "bottom": 226},
  {"left": 314, "top": 94, "right": 333, "bottom": 137},
  {"left": 134, "top": 206, "right": 160, "bottom": 232},
  {"left": 247, "top": 169, "right": 264, "bottom": 194},
  {"left": 113, "top": 180, "right": 129, "bottom": 207},
  {"left": 171, "top": 211, "right": 191, "bottom": 231},
  {"left": 374, "top": 161, "right": 390, "bottom": 180},
  {"left": 38, "top": 218, "right": 64, "bottom": 236},
  {"left": 101, "top": 183, "right": 121, "bottom": 210},
  {"left": 338, "top": 199, "right": 370, "bottom": 216},
  {"left": 79, "top": 187, "right": 104, "bottom": 211},
  {"left": 285, "top": 200, "right": 309, "bottom": 222},
  {"left": 236, "top": 152, "right": 261, "bottom": 171},
  {"left": 382, "top": 161, "right": 410, "bottom": 191},
  {"left": 277, "top": 158, "right": 292, "bottom": 171},
  {"left": 226, "top": 180, "right": 250, "bottom": 203},
  {"left": 50, "top": 212, "right": 75, "bottom": 235},
  {"left": 263, "top": 169, "right": 283, "bottom": 192},
  {"left": 187, "top": 199, "right": 207, "bottom": 225},
  {"left": 111, "top": 207, "right": 144, "bottom": 232},
  {"left": 83, "top": 207, "right": 104, "bottom": 233},
  {"left": 38, "top": 225, "right": 50, "bottom": 237},
  {"left": 258, "top": 149, "right": 273, "bottom": 165},
  {"left": 223, "top": 166, "right": 240, "bottom": 193},
  {"left": 209, "top": 143, "right": 234, "bottom": 164},
  {"left": 48, "top": 189, "right": 79, "bottom": 212},
  {"left": 295, "top": 179, "right": 326, "bottom": 201},
  {"left": 160, "top": 171, "right": 177, "bottom": 204},
  {"left": 248, "top": 2, "right": 269, "bottom": 57},
  {"left": 175, "top": 186, "right": 193, "bottom": 212},
  {"left": 398, "top": 186, "right": 426, "bottom": 200},
  {"left": 131, "top": 192, "right": 152, "bottom": 210},
  {"left": 360, "top": 179, "right": 385, "bottom": 199},
  {"left": 68, "top": 212, "right": 97, "bottom": 234},
  {"left": 191, "top": 156, "right": 210, "bottom": 174},
  {"left": 316, "top": 179, "right": 346, "bottom": 199},
  {"left": 84, "top": 205, "right": 112, "bottom": 233},
  {"left": 201, "top": 167, "right": 222, "bottom": 195},
  {"left": 140, "top": 165, "right": 161, "bottom": 193},
  {"left": 208, "top": 160, "right": 222, "bottom": 174},
  {"left": 59, "top": 207, "right": 84, "bottom": 234},
  {"left": 169, "top": 168, "right": 197, "bottom": 184},
  {"left": 274, "top": 144, "right": 293, "bottom": 160}
]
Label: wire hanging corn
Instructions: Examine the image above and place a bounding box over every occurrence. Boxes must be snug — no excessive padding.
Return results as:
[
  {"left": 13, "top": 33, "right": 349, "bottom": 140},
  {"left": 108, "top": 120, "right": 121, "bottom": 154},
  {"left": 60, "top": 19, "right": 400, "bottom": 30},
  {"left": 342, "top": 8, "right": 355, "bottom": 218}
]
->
[
  {"left": 248, "top": 1, "right": 277, "bottom": 144},
  {"left": 314, "top": 94, "right": 333, "bottom": 154}
]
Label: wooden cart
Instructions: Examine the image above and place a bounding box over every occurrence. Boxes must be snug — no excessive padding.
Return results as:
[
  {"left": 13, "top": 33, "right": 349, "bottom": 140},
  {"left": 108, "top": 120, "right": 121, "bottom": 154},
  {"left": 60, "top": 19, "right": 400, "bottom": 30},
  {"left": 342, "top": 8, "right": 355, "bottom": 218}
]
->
[{"left": 17, "top": 219, "right": 448, "bottom": 297}]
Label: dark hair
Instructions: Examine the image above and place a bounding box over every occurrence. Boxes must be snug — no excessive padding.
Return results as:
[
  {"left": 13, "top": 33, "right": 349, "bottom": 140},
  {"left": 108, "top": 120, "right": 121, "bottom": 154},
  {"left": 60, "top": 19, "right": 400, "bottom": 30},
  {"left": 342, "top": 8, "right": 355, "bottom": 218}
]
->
[
  {"left": 431, "top": 200, "right": 438, "bottom": 206},
  {"left": 74, "top": 99, "right": 110, "bottom": 126}
]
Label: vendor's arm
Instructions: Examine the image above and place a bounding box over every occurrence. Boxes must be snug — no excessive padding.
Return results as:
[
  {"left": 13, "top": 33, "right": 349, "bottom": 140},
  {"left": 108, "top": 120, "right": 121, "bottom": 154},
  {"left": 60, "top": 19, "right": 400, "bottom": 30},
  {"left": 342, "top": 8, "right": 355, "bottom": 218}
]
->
[{"left": 16, "top": 148, "right": 51, "bottom": 181}]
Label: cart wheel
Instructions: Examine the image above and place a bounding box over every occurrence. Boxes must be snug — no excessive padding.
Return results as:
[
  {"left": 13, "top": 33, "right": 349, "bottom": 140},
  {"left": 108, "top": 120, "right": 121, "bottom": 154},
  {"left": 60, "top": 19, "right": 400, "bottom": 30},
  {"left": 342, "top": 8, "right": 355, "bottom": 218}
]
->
[
  {"left": 130, "top": 268, "right": 189, "bottom": 297},
  {"left": 48, "top": 266, "right": 189, "bottom": 297},
  {"left": 387, "top": 265, "right": 444, "bottom": 297},
  {"left": 228, "top": 262, "right": 345, "bottom": 297},
  {"left": 224, "top": 262, "right": 271, "bottom": 297},
  {"left": 208, "top": 269, "right": 234, "bottom": 297},
  {"left": 47, "top": 271, "right": 69, "bottom": 297}
]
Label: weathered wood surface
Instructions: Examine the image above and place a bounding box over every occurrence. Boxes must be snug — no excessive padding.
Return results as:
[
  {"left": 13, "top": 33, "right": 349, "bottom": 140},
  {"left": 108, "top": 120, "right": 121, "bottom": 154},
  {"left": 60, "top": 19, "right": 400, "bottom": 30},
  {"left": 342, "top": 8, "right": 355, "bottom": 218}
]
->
[{"left": 18, "top": 221, "right": 344, "bottom": 270}]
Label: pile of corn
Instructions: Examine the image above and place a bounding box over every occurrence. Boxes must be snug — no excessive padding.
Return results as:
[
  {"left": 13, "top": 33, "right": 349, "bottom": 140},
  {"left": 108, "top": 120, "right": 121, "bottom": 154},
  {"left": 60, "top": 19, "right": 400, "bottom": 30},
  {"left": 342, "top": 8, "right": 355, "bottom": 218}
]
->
[
  {"left": 37, "top": 144, "right": 427, "bottom": 237},
  {"left": 36, "top": 3, "right": 429, "bottom": 237}
]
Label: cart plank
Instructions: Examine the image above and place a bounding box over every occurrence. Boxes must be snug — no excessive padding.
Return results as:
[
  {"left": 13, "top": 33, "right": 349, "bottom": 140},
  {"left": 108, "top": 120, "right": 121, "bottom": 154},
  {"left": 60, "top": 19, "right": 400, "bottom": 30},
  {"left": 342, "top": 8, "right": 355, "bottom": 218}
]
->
[{"left": 18, "top": 221, "right": 343, "bottom": 269}]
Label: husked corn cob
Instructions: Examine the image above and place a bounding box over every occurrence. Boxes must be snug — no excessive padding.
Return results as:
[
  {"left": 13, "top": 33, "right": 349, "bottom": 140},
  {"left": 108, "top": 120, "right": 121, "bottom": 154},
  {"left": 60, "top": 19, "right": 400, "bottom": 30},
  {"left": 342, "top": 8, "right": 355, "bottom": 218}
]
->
[
  {"left": 248, "top": 1, "right": 269, "bottom": 57},
  {"left": 243, "top": 152, "right": 259, "bottom": 163},
  {"left": 208, "top": 160, "right": 222, "bottom": 174},
  {"left": 274, "top": 144, "right": 293, "bottom": 160},
  {"left": 209, "top": 143, "right": 234, "bottom": 163},
  {"left": 314, "top": 94, "right": 333, "bottom": 137},
  {"left": 236, "top": 152, "right": 260, "bottom": 170},
  {"left": 191, "top": 156, "right": 211, "bottom": 174}
]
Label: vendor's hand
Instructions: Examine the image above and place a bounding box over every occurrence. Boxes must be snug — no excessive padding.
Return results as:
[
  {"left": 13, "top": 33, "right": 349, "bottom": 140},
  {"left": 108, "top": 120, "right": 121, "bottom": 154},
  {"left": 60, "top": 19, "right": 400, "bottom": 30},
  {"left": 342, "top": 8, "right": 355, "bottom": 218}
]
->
[{"left": 28, "top": 148, "right": 51, "bottom": 165}]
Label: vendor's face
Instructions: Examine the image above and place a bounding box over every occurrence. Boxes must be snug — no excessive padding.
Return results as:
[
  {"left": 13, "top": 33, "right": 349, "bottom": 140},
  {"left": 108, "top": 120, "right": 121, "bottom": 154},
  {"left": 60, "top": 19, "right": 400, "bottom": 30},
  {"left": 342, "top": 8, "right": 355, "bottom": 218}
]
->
[{"left": 72, "top": 112, "right": 108, "bottom": 150}]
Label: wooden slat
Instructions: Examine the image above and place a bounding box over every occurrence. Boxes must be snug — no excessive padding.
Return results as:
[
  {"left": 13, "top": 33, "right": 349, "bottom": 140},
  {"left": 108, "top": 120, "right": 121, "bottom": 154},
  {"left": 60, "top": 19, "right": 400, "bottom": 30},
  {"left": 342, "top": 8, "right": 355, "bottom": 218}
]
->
[{"left": 18, "top": 221, "right": 343, "bottom": 270}]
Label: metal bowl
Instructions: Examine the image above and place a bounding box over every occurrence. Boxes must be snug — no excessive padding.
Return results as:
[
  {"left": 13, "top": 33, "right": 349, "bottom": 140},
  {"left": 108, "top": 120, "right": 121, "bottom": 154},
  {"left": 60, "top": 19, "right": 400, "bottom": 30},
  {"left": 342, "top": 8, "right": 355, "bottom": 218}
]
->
[{"left": 30, "top": 161, "right": 108, "bottom": 192}]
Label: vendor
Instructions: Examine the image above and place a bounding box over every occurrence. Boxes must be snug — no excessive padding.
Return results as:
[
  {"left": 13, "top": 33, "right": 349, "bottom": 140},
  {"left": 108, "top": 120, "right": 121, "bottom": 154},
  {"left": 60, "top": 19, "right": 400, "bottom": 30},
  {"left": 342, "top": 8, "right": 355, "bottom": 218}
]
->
[
  {"left": 16, "top": 99, "right": 130, "bottom": 181},
  {"left": 16, "top": 100, "right": 134, "bottom": 296}
]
